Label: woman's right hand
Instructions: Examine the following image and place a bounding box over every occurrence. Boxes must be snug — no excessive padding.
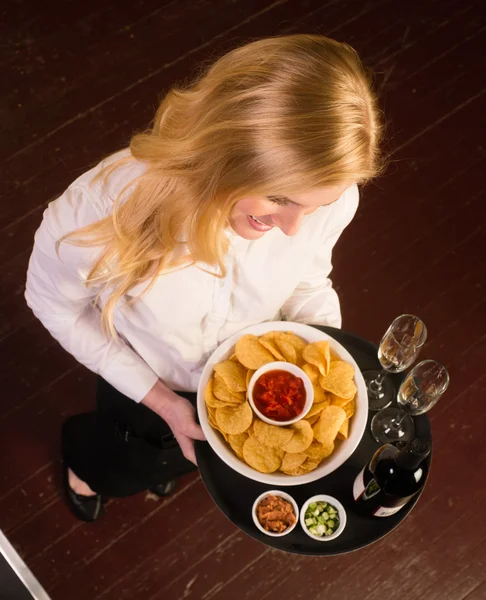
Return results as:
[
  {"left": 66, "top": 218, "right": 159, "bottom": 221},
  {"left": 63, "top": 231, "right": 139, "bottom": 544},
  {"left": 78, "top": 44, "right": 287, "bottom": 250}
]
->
[{"left": 141, "top": 380, "right": 206, "bottom": 465}]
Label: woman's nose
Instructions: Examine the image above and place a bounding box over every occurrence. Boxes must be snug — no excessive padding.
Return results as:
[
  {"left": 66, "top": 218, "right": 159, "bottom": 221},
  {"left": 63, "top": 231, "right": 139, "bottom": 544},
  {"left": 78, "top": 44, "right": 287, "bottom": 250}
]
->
[{"left": 274, "top": 208, "right": 306, "bottom": 236}]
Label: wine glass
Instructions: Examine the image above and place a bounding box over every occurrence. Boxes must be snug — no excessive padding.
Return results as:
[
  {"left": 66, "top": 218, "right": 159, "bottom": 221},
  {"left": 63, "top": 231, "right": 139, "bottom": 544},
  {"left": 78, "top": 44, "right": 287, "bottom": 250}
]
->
[
  {"left": 371, "top": 360, "right": 449, "bottom": 445},
  {"left": 364, "top": 314, "right": 427, "bottom": 411}
]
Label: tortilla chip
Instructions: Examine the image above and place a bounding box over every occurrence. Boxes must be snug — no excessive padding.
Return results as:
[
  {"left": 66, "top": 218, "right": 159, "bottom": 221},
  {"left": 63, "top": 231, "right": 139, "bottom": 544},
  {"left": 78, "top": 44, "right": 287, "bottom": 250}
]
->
[
  {"left": 246, "top": 369, "right": 255, "bottom": 389},
  {"left": 275, "top": 339, "right": 297, "bottom": 364},
  {"left": 302, "top": 341, "right": 331, "bottom": 377},
  {"left": 207, "top": 407, "right": 229, "bottom": 441},
  {"left": 228, "top": 432, "right": 249, "bottom": 459},
  {"left": 306, "top": 402, "right": 327, "bottom": 418},
  {"left": 282, "top": 420, "right": 313, "bottom": 453},
  {"left": 285, "top": 457, "right": 321, "bottom": 475},
  {"left": 304, "top": 440, "right": 335, "bottom": 461},
  {"left": 214, "top": 360, "right": 248, "bottom": 393},
  {"left": 280, "top": 451, "right": 307, "bottom": 473},
  {"left": 259, "top": 339, "right": 286, "bottom": 361},
  {"left": 253, "top": 420, "right": 294, "bottom": 449},
  {"left": 313, "top": 405, "right": 347, "bottom": 445},
  {"left": 329, "top": 393, "right": 352, "bottom": 408},
  {"left": 235, "top": 334, "right": 275, "bottom": 370},
  {"left": 281, "top": 332, "right": 306, "bottom": 354},
  {"left": 344, "top": 398, "right": 356, "bottom": 419},
  {"left": 319, "top": 361, "right": 356, "bottom": 399},
  {"left": 337, "top": 418, "right": 349, "bottom": 440},
  {"left": 299, "top": 458, "right": 321, "bottom": 473},
  {"left": 215, "top": 401, "right": 253, "bottom": 435},
  {"left": 302, "top": 363, "right": 320, "bottom": 384},
  {"left": 305, "top": 413, "right": 320, "bottom": 425},
  {"left": 242, "top": 435, "right": 283, "bottom": 473},
  {"left": 204, "top": 379, "right": 232, "bottom": 409},
  {"left": 213, "top": 375, "right": 245, "bottom": 404},
  {"left": 313, "top": 384, "right": 329, "bottom": 404}
]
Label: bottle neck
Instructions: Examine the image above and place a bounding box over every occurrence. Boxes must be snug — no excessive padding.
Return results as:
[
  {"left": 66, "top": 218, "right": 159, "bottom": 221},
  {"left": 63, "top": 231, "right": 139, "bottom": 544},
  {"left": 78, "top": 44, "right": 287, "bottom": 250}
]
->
[
  {"left": 396, "top": 452, "right": 423, "bottom": 470},
  {"left": 396, "top": 438, "right": 431, "bottom": 470}
]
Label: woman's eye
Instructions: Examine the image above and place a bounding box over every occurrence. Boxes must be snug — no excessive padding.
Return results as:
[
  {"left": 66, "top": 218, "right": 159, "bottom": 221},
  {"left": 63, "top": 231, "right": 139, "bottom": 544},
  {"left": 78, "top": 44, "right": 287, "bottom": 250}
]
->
[{"left": 267, "top": 196, "right": 289, "bottom": 206}]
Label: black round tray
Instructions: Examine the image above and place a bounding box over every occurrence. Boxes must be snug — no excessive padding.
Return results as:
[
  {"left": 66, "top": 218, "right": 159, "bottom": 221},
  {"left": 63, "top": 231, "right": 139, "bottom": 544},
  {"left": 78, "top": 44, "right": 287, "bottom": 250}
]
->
[{"left": 195, "top": 326, "right": 432, "bottom": 556}]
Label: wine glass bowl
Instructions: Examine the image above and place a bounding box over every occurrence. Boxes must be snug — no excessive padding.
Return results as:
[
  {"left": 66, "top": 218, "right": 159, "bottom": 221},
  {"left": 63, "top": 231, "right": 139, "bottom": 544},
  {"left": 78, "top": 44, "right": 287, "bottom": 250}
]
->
[
  {"left": 378, "top": 315, "right": 427, "bottom": 373},
  {"left": 365, "top": 314, "right": 427, "bottom": 411},
  {"left": 397, "top": 359, "right": 449, "bottom": 415},
  {"left": 371, "top": 360, "right": 449, "bottom": 445}
]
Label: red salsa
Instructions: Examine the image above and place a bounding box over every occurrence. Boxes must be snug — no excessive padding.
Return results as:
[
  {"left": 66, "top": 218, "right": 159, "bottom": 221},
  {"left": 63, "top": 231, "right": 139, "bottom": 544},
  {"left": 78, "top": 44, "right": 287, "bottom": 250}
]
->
[{"left": 253, "top": 370, "right": 306, "bottom": 422}]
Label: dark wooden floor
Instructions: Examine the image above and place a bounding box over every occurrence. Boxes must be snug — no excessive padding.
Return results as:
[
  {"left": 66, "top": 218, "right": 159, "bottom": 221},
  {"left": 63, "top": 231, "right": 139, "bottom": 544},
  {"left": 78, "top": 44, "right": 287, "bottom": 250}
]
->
[{"left": 1, "top": 0, "right": 485, "bottom": 598}]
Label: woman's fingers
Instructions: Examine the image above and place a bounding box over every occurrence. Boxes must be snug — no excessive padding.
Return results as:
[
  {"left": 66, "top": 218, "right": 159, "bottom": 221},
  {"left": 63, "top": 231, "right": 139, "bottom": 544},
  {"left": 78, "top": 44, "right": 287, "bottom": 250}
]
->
[
  {"left": 185, "top": 420, "right": 206, "bottom": 441},
  {"left": 177, "top": 433, "right": 198, "bottom": 465}
]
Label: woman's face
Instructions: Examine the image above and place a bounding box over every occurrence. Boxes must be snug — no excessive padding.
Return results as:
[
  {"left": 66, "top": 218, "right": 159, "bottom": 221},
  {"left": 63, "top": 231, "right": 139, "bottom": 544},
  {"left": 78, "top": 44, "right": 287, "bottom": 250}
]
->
[{"left": 229, "top": 184, "right": 351, "bottom": 240}]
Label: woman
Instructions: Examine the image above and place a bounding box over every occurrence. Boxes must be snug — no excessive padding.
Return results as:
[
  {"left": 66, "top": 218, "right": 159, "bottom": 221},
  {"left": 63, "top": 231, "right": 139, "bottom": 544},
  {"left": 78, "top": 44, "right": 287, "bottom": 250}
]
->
[{"left": 25, "top": 35, "right": 383, "bottom": 522}]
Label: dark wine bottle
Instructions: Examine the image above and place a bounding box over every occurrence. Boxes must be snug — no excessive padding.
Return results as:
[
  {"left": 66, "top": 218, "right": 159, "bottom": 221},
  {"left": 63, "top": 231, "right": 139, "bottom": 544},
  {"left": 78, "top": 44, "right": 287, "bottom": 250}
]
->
[{"left": 353, "top": 438, "right": 431, "bottom": 518}]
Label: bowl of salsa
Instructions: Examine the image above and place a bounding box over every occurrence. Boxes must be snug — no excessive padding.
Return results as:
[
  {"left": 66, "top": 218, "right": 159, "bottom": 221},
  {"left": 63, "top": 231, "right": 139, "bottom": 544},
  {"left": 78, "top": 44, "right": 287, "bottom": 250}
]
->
[{"left": 248, "top": 362, "right": 314, "bottom": 426}]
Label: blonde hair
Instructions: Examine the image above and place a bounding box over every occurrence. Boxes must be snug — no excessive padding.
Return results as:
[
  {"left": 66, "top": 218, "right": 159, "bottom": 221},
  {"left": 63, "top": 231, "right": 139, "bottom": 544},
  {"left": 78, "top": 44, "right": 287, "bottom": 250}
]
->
[{"left": 65, "top": 34, "right": 384, "bottom": 335}]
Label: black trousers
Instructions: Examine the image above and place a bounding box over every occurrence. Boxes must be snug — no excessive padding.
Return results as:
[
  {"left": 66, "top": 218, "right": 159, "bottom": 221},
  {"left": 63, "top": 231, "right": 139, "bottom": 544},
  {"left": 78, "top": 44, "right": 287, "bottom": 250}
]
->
[{"left": 62, "top": 378, "right": 198, "bottom": 497}]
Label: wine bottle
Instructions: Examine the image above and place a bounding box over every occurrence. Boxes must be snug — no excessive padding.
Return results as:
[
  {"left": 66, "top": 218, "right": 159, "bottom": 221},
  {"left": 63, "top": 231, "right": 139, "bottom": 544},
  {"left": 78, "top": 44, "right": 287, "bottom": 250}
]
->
[{"left": 353, "top": 438, "right": 431, "bottom": 517}]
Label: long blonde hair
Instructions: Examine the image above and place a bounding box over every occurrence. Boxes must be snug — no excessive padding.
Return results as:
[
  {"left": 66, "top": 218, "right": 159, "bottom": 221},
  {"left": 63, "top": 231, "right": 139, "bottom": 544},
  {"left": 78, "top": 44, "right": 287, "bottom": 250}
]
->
[{"left": 65, "top": 34, "right": 384, "bottom": 335}]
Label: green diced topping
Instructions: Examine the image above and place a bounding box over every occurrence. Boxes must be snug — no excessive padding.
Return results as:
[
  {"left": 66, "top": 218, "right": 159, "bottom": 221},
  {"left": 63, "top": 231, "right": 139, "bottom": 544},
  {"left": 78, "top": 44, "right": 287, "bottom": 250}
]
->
[{"left": 305, "top": 500, "right": 340, "bottom": 536}]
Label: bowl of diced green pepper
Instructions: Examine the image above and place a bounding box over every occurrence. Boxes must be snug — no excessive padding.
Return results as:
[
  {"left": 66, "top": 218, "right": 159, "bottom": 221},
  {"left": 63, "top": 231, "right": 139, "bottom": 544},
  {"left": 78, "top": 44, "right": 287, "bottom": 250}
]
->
[{"left": 300, "top": 494, "right": 346, "bottom": 541}]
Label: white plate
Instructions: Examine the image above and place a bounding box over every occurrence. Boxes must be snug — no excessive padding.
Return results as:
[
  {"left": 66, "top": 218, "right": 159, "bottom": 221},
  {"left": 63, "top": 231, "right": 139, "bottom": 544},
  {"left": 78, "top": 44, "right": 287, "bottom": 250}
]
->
[{"left": 197, "top": 321, "right": 368, "bottom": 486}]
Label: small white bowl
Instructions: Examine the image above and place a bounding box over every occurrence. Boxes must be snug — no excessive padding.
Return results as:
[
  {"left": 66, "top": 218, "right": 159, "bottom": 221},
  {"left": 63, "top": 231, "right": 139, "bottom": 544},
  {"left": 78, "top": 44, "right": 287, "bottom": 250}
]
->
[
  {"left": 252, "top": 490, "right": 299, "bottom": 537},
  {"left": 300, "top": 494, "right": 347, "bottom": 542},
  {"left": 247, "top": 362, "right": 314, "bottom": 426}
]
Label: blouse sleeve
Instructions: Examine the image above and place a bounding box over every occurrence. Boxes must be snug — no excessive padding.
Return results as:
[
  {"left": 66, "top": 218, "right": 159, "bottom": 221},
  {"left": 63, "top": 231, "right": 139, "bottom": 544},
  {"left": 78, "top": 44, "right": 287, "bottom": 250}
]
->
[{"left": 25, "top": 184, "right": 159, "bottom": 402}]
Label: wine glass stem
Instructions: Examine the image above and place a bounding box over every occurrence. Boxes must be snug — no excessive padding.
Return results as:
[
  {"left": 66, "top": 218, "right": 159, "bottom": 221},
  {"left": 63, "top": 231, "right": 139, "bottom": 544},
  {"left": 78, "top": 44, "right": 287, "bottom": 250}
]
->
[
  {"left": 369, "top": 369, "right": 387, "bottom": 394},
  {"left": 387, "top": 410, "right": 407, "bottom": 432}
]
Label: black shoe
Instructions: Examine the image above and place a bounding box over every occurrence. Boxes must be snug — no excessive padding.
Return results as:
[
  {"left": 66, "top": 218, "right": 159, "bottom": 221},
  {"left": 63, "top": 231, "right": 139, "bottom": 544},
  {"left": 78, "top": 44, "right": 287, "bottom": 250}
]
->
[
  {"left": 149, "top": 480, "right": 177, "bottom": 497},
  {"left": 62, "top": 465, "right": 104, "bottom": 522}
]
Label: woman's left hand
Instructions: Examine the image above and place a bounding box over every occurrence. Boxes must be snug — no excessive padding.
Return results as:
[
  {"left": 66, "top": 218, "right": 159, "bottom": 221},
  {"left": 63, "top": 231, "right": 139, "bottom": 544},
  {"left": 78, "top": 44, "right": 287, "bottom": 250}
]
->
[{"left": 142, "top": 380, "right": 206, "bottom": 464}]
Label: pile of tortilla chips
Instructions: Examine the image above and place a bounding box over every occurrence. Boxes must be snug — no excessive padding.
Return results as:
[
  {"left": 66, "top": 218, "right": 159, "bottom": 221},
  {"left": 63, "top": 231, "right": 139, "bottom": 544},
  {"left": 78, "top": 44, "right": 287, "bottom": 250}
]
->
[{"left": 204, "top": 331, "right": 357, "bottom": 475}]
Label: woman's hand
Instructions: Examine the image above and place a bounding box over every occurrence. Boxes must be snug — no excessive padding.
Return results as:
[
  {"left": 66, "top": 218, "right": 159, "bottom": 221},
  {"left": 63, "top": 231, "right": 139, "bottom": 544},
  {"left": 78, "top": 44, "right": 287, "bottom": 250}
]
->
[{"left": 141, "top": 380, "right": 206, "bottom": 464}]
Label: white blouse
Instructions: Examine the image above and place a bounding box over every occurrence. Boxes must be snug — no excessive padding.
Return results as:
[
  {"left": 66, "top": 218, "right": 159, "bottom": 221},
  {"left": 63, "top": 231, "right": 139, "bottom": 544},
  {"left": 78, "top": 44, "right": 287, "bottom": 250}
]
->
[{"left": 25, "top": 150, "right": 359, "bottom": 402}]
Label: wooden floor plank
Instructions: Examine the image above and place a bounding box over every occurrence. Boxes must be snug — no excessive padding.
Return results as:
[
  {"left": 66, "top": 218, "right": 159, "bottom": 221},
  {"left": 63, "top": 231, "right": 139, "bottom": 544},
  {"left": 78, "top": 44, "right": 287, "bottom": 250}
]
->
[
  {"left": 94, "top": 508, "right": 236, "bottom": 600},
  {"left": 0, "top": 463, "right": 59, "bottom": 535},
  {"left": 334, "top": 139, "right": 486, "bottom": 313},
  {"left": 1, "top": 0, "right": 250, "bottom": 161},
  {"left": 30, "top": 475, "right": 221, "bottom": 596},
  {"left": 0, "top": 366, "right": 95, "bottom": 493},
  {"left": 461, "top": 578, "right": 486, "bottom": 600}
]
